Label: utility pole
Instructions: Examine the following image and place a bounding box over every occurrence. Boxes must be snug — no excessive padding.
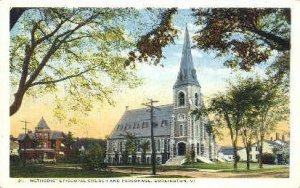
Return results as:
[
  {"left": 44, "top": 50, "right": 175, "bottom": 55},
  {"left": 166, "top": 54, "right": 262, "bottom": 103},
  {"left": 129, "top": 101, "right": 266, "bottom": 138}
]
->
[
  {"left": 21, "top": 120, "right": 30, "bottom": 167},
  {"left": 142, "top": 99, "right": 159, "bottom": 175},
  {"left": 21, "top": 120, "right": 29, "bottom": 134}
]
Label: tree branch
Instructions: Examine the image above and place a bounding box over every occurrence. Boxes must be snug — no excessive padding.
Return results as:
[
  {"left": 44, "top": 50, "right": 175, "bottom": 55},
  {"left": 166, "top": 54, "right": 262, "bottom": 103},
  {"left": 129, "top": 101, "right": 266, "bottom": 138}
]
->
[
  {"left": 251, "top": 28, "right": 290, "bottom": 51},
  {"left": 30, "top": 67, "right": 94, "bottom": 87}
]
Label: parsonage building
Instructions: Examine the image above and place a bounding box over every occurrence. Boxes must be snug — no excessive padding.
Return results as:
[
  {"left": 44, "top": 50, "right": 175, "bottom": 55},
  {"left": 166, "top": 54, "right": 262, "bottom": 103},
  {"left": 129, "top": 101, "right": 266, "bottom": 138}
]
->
[{"left": 106, "top": 27, "right": 217, "bottom": 165}]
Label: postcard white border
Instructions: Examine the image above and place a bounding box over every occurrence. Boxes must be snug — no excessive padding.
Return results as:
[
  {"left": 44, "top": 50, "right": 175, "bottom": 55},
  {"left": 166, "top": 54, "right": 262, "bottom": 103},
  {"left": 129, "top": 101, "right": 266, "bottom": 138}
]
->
[{"left": 1, "top": 0, "right": 300, "bottom": 188}]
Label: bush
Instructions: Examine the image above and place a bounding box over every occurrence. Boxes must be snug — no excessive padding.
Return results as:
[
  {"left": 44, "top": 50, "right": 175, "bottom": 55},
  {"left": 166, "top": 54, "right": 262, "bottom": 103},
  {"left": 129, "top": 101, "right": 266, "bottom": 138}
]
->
[
  {"left": 81, "top": 144, "right": 108, "bottom": 171},
  {"left": 261, "top": 153, "right": 275, "bottom": 164},
  {"left": 10, "top": 155, "right": 20, "bottom": 166}
]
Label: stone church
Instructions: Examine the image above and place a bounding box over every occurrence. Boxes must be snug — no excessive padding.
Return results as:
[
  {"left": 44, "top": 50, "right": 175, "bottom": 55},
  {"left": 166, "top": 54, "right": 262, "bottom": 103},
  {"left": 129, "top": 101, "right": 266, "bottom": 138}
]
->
[{"left": 106, "top": 27, "right": 216, "bottom": 165}]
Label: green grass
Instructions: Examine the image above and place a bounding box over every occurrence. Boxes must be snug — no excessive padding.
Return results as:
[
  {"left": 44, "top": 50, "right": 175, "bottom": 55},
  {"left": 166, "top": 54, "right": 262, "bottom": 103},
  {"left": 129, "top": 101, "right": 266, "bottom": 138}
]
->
[
  {"left": 10, "top": 164, "right": 131, "bottom": 178},
  {"left": 158, "top": 162, "right": 288, "bottom": 172},
  {"left": 146, "top": 175, "right": 193, "bottom": 178},
  {"left": 10, "top": 162, "right": 288, "bottom": 178}
]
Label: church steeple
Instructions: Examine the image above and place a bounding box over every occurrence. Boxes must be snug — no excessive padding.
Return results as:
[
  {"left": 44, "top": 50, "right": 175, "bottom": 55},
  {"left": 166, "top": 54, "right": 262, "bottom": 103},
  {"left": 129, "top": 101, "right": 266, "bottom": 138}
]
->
[{"left": 174, "top": 26, "right": 199, "bottom": 88}]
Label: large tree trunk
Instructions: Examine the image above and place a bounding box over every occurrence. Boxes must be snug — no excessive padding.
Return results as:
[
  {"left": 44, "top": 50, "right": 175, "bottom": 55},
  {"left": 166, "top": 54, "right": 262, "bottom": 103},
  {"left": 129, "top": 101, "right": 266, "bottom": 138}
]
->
[
  {"left": 10, "top": 8, "right": 28, "bottom": 30},
  {"left": 246, "top": 146, "right": 250, "bottom": 170},
  {"left": 259, "top": 135, "right": 264, "bottom": 168},
  {"left": 10, "top": 89, "right": 26, "bottom": 116},
  {"left": 233, "top": 142, "right": 238, "bottom": 171}
]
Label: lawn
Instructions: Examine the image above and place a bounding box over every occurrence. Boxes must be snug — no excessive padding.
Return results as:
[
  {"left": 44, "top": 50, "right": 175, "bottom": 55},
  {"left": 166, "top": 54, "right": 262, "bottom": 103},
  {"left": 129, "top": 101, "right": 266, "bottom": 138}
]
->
[
  {"left": 158, "top": 162, "right": 288, "bottom": 172},
  {"left": 10, "top": 162, "right": 289, "bottom": 178},
  {"left": 10, "top": 164, "right": 132, "bottom": 178}
]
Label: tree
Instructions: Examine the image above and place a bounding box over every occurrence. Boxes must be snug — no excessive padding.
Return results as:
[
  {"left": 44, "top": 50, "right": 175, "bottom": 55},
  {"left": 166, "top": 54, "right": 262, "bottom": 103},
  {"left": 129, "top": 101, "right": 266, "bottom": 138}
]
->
[
  {"left": 253, "top": 81, "right": 288, "bottom": 168},
  {"left": 120, "top": 132, "right": 137, "bottom": 164},
  {"left": 64, "top": 131, "right": 75, "bottom": 148},
  {"left": 194, "top": 77, "right": 268, "bottom": 171},
  {"left": 141, "top": 140, "right": 150, "bottom": 164},
  {"left": 10, "top": 8, "right": 141, "bottom": 117},
  {"left": 240, "top": 121, "right": 257, "bottom": 170},
  {"left": 10, "top": 8, "right": 29, "bottom": 30},
  {"left": 192, "top": 8, "right": 290, "bottom": 86},
  {"left": 237, "top": 78, "right": 267, "bottom": 170},
  {"left": 10, "top": 8, "right": 179, "bottom": 121},
  {"left": 81, "top": 143, "right": 107, "bottom": 171}
]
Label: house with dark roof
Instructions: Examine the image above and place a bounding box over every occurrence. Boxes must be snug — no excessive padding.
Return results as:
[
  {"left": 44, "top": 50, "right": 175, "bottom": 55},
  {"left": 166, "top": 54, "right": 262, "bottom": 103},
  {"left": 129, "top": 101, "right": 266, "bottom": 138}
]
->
[
  {"left": 18, "top": 117, "right": 65, "bottom": 161},
  {"left": 106, "top": 27, "right": 217, "bottom": 165},
  {"left": 237, "top": 138, "right": 289, "bottom": 164}
]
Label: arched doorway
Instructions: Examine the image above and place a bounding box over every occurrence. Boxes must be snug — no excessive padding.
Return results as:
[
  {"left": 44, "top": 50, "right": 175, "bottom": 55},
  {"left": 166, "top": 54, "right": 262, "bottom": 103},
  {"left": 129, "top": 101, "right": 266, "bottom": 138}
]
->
[{"left": 177, "top": 142, "right": 186, "bottom": 156}]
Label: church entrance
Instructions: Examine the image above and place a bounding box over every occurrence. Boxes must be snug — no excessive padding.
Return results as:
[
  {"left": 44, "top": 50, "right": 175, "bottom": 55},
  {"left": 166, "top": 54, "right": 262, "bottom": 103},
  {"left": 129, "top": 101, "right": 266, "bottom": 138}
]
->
[{"left": 177, "top": 142, "right": 186, "bottom": 156}]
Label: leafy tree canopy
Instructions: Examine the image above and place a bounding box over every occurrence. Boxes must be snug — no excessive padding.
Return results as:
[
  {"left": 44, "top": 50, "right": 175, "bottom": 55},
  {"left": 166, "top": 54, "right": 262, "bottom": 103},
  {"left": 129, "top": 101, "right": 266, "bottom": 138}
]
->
[
  {"left": 192, "top": 8, "right": 290, "bottom": 86},
  {"left": 10, "top": 8, "right": 178, "bottom": 120}
]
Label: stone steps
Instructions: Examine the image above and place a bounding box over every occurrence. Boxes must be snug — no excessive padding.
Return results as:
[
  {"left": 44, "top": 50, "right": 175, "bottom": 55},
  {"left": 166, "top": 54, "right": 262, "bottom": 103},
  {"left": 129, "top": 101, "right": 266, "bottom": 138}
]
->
[{"left": 164, "top": 156, "right": 186, "bottom": 166}]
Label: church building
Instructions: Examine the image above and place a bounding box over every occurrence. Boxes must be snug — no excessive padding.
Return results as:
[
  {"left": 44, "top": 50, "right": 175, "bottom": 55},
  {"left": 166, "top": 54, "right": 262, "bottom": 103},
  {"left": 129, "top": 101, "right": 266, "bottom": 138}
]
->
[{"left": 106, "top": 27, "right": 216, "bottom": 165}]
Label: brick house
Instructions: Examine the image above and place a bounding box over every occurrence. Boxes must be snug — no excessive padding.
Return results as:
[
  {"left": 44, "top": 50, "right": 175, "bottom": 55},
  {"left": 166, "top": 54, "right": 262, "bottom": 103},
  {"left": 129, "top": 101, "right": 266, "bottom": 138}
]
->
[{"left": 18, "top": 117, "right": 65, "bottom": 161}]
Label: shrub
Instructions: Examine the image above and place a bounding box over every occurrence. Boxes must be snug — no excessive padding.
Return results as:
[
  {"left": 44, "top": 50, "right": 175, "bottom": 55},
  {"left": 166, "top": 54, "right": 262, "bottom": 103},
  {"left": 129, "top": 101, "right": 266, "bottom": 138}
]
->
[
  {"left": 10, "top": 155, "right": 20, "bottom": 166},
  {"left": 185, "top": 153, "right": 192, "bottom": 164},
  {"left": 261, "top": 153, "right": 275, "bottom": 164},
  {"left": 81, "top": 144, "right": 108, "bottom": 171}
]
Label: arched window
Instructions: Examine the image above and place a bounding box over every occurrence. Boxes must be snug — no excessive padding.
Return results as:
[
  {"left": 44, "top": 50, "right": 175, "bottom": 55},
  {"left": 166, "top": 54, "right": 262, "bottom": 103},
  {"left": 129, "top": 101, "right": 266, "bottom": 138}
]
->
[
  {"left": 195, "top": 93, "right": 199, "bottom": 106},
  {"left": 178, "top": 92, "right": 185, "bottom": 106},
  {"left": 179, "top": 124, "right": 185, "bottom": 136}
]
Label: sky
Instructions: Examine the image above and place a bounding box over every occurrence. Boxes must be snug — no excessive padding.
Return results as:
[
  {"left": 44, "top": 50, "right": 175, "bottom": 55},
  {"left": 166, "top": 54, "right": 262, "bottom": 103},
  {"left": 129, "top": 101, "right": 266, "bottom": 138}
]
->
[{"left": 10, "top": 9, "right": 289, "bottom": 146}]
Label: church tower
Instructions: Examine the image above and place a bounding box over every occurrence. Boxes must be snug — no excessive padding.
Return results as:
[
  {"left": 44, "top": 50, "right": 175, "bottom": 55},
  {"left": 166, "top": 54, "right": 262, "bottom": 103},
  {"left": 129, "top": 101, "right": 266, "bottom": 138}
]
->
[{"left": 171, "top": 26, "right": 211, "bottom": 160}]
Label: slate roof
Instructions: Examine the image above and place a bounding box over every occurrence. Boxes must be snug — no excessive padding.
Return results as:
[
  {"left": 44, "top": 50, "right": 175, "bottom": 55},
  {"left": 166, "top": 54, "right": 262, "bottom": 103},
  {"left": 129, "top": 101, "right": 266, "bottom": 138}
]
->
[
  {"left": 174, "top": 27, "right": 200, "bottom": 88},
  {"left": 18, "top": 133, "right": 34, "bottom": 141},
  {"left": 218, "top": 146, "right": 243, "bottom": 155},
  {"left": 110, "top": 104, "right": 174, "bottom": 139},
  {"left": 35, "top": 117, "right": 50, "bottom": 130}
]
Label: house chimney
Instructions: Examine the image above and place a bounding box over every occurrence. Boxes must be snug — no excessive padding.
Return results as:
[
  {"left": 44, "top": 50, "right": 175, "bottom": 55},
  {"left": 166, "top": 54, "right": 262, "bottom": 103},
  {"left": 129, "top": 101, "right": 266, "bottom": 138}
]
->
[
  {"left": 276, "top": 132, "right": 279, "bottom": 140},
  {"left": 125, "top": 106, "right": 129, "bottom": 111}
]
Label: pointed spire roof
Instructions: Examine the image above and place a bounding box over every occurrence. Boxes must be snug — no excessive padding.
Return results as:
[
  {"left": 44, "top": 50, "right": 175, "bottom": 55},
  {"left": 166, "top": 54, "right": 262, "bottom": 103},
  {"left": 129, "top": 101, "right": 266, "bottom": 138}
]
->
[
  {"left": 35, "top": 117, "right": 50, "bottom": 130},
  {"left": 174, "top": 26, "right": 200, "bottom": 88}
]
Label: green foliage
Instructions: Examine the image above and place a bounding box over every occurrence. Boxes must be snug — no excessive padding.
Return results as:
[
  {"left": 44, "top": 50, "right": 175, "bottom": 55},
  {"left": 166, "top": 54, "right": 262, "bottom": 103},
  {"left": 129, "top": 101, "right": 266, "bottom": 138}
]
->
[
  {"left": 64, "top": 131, "right": 75, "bottom": 148},
  {"left": 261, "top": 153, "right": 275, "bottom": 164},
  {"left": 81, "top": 144, "right": 107, "bottom": 171},
  {"left": 120, "top": 132, "right": 138, "bottom": 164},
  {"left": 193, "top": 76, "right": 288, "bottom": 170},
  {"left": 126, "top": 8, "right": 178, "bottom": 66},
  {"left": 192, "top": 8, "right": 290, "bottom": 86},
  {"left": 10, "top": 155, "right": 21, "bottom": 166},
  {"left": 185, "top": 150, "right": 196, "bottom": 164},
  {"left": 141, "top": 140, "right": 150, "bottom": 164},
  {"left": 10, "top": 8, "right": 143, "bottom": 118}
]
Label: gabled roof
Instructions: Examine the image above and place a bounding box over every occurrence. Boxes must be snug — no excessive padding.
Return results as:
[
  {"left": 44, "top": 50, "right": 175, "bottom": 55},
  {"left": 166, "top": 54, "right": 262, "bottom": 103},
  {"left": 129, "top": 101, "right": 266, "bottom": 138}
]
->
[
  {"left": 50, "top": 131, "right": 64, "bottom": 140},
  {"left": 174, "top": 26, "right": 200, "bottom": 88},
  {"left": 110, "top": 104, "right": 173, "bottom": 139},
  {"left": 17, "top": 131, "right": 64, "bottom": 141},
  {"left": 17, "top": 133, "right": 34, "bottom": 141},
  {"left": 35, "top": 117, "right": 50, "bottom": 130}
]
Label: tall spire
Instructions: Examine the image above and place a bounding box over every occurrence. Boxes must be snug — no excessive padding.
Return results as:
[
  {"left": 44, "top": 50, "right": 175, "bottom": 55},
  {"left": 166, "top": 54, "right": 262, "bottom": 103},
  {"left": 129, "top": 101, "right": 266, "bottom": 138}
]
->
[{"left": 174, "top": 26, "right": 199, "bottom": 88}]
